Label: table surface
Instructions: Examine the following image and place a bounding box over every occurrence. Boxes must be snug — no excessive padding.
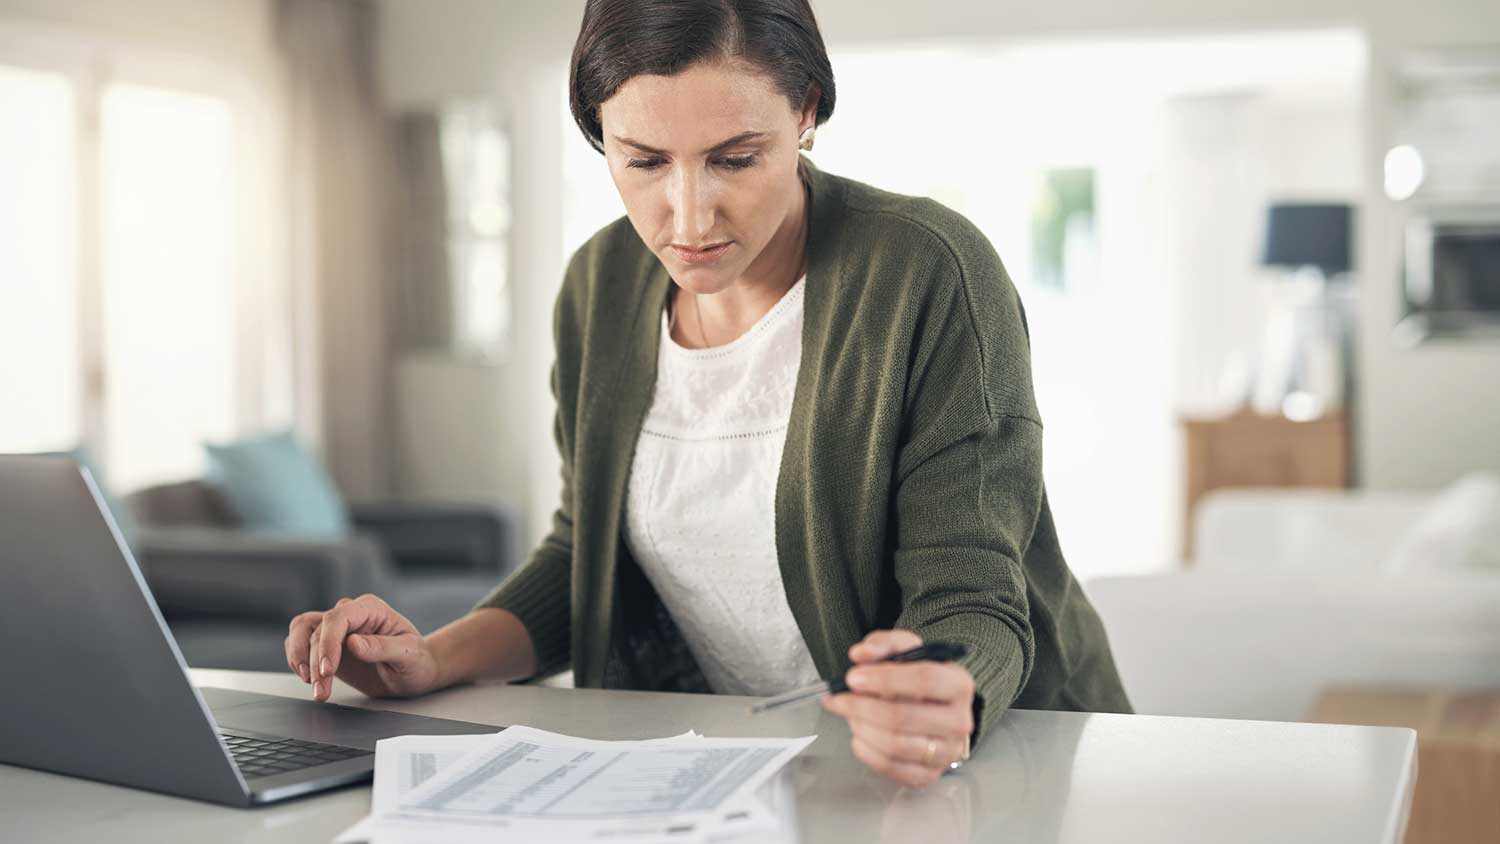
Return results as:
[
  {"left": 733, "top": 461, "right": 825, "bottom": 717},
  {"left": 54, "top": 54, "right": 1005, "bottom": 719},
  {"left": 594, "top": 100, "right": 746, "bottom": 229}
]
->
[{"left": 1, "top": 669, "right": 1417, "bottom": 844}]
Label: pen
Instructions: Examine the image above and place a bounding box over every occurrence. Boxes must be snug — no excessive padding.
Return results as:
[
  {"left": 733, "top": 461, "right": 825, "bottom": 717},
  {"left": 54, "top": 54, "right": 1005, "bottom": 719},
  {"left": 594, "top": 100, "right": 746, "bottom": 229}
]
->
[{"left": 748, "top": 641, "right": 970, "bottom": 714}]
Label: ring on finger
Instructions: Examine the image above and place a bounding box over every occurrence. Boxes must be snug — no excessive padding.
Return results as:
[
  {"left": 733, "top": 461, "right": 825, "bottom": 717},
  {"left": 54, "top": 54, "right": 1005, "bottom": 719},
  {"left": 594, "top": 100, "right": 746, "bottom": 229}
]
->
[{"left": 946, "top": 734, "right": 971, "bottom": 772}]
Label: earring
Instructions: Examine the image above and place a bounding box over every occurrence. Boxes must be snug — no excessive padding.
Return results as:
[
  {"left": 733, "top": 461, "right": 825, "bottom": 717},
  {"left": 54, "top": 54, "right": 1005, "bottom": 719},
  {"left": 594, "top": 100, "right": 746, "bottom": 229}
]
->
[{"left": 798, "top": 126, "right": 816, "bottom": 151}]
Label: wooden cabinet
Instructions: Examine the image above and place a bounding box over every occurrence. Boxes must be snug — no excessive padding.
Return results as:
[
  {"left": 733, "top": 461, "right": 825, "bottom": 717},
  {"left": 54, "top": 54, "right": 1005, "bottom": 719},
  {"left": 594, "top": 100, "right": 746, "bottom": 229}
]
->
[
  {"left": 1180, "top": 410, "right": 1350, "bottom": 558},
  {"left": 1311, "top": 687, "right": 1500, "bottom": 844}
]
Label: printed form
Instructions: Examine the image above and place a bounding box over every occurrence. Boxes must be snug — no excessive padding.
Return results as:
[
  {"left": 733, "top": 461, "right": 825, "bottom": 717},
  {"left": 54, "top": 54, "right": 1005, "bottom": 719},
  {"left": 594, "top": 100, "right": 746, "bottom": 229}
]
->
[{"left": 336, "top": 727, "right": 810, "bottom": 844}]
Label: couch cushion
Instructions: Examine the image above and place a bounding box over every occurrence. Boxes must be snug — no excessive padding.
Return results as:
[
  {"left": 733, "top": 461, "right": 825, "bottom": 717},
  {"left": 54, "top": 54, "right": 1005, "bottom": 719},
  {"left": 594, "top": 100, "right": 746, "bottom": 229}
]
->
[
  {"left": 1383, "top": 473, "right": 1500, "bottom": 576},
  {"left": 390, "top": 575, "right": 503, "bottom": 634},
  {"left": 169, "top": 620, "right": 293, "bottom": 671},
  {"left": 205, "top": 429, "right": 349, "bottom": 540},
  {"left": 125, "top": 479, "right": 236, "bottom": 528},
  {"left": 1086, "top": 572, "right": 1500, "bottom": 721}
]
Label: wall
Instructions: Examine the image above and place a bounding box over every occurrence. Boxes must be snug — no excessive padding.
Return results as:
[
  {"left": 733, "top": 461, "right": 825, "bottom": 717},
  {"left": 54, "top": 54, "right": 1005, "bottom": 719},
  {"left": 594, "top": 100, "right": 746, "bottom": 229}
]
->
[
  {"left": 1359, "top": 34, "right": 1500, "bottom": 488},
  {"left": 378, "top": 0, "right": 1500, "bottom": 550},
  {"left": 375, "top": 1, "right": 1499, "bottom": 103},
  {"left": 378, "top": 2, "right": 571, "bottom": 550},
  {"left": 0, "top": 0, "right": 276, "bottom": 65}
]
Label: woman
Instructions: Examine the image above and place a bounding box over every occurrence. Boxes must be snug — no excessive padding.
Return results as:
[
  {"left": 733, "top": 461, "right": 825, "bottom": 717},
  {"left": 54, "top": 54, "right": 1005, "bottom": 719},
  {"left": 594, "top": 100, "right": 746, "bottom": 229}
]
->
[{"left": 285, "top": 0, "right": 1130, "bottom": 788}]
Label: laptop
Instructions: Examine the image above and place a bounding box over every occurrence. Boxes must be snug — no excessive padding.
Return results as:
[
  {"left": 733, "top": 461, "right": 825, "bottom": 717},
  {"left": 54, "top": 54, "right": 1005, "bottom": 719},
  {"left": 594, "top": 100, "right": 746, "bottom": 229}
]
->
[{"left": 0, "top": 455, "right": 499, "bottom": 806}]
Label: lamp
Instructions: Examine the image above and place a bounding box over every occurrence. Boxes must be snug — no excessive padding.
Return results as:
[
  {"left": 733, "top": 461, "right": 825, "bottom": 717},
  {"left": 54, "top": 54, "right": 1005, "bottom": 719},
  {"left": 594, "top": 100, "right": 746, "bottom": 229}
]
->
[
  {"left": 1250, "top": 202, "right": 1356, "bottom": 419},
  {"left": 1262, "top": 203, "right": 1353, "bottom": 278}
]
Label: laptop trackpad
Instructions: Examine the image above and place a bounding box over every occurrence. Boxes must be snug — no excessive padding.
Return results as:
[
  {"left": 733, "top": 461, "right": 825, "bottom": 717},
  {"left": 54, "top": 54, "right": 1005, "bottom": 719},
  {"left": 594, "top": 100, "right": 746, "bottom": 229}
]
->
[{"left": 200, "top": 686, "right": 500, "bottom": 749}]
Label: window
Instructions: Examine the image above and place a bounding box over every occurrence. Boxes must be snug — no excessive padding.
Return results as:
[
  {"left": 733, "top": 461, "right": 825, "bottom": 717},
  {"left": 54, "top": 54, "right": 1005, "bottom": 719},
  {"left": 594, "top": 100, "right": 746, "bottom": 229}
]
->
[
  {"left": 0, "top": 29, "right": 289, "bottom": 492},
  {"left": 0, "top": 64, "right": 80, "bottom": 454},
  {"left": 100, "top": 83, "right": 238, "bottom": 490},
  {"left": 441, "top": 103, "right": 512, "bottom": 360}
]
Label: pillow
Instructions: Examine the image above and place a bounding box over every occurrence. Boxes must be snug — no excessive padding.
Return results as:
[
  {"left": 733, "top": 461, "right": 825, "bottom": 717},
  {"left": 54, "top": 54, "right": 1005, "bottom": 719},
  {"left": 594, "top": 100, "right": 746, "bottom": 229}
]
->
[
  {"left": 1382, "top": 473, "right": 1500, "bottom": 575},
  {"left": 36, "top": 445, "right": 140, "bottom": 551},
  {"left": 204, "top": 429, "right": 349, "bottom": 540}
]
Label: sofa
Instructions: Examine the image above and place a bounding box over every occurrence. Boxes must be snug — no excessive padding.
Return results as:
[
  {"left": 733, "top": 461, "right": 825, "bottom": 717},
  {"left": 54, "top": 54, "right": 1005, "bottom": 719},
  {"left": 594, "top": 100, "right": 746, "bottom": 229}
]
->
[
  {"left": 125, "top": 479, "right": 519, "bottom": 672},
  {"left": 1085, "top": 484, "right": 1500, "bottom": 721}
]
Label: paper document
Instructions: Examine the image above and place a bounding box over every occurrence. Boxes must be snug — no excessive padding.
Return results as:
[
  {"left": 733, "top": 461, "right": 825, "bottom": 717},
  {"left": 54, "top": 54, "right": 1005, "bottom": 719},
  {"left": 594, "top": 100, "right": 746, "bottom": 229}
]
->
[{"left": 335, "top": 727, "right": 810, "bottom": 844}]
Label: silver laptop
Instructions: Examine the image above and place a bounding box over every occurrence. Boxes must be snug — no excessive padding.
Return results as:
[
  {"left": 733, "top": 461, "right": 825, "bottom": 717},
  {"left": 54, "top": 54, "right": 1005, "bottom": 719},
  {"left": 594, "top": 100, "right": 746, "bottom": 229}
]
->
[{"left": 0, "top": 455, "right": 498, "bottom": 806}]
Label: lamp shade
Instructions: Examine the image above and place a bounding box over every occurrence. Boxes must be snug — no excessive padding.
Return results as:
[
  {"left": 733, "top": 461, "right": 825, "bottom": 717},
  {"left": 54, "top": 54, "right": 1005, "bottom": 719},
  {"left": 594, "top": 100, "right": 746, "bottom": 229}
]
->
[{"left": 1261, "top": 203, "right": 1353, "bottom": 275}]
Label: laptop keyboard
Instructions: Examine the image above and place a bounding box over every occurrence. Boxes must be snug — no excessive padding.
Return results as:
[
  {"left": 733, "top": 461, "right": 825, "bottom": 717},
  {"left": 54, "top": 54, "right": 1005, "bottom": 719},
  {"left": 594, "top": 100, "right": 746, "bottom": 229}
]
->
[{"left": 221, "top": 732, "right": 371, "bottom": 779}]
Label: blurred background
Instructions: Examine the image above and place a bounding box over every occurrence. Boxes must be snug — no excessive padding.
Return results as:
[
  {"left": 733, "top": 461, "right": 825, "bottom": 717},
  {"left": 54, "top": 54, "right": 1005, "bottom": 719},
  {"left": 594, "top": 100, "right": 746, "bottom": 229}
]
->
[{"left": 2, "top": 0, "right": 1499, "bottom": 837}]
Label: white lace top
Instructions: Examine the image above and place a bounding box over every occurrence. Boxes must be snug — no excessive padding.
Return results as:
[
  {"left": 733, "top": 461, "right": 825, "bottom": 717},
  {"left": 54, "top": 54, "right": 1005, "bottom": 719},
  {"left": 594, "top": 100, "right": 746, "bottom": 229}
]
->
[{"left": 622, "top": 276, "right": 822, "bottom": 696}]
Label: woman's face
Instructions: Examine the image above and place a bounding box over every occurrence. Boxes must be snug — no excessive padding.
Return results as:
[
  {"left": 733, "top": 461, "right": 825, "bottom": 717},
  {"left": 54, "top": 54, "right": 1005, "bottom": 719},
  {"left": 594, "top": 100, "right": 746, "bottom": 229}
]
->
[{"left": 598, "top": 59, "right": 817, "bottom": 295}]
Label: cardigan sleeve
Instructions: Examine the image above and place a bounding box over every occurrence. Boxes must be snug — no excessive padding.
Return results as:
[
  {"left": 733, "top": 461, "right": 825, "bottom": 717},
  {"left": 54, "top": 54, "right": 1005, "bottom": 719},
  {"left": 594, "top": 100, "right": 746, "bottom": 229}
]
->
[
  {"left": 471, "top": 255, "right": 586, "bottom": 679},
  {"left": 890, "top": 235, "right": 1043, "bottom": 743}
]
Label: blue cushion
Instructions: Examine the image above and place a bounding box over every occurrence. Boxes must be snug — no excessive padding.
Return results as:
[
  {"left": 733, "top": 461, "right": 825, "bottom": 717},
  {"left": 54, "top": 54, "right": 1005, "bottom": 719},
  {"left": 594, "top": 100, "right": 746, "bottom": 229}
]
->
[
  {"left": 204, "top": 429, "right": 349, "bottom": 540},
  {"left": 37, "top": 445, "right": 140, "bottom": 551}
]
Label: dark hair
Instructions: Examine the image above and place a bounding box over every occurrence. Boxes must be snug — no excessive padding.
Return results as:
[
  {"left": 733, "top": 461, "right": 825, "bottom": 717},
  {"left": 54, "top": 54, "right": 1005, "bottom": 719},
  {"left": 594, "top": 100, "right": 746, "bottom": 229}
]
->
[{"left": 569, "top": 0, "right": 836, "bottom": 154}]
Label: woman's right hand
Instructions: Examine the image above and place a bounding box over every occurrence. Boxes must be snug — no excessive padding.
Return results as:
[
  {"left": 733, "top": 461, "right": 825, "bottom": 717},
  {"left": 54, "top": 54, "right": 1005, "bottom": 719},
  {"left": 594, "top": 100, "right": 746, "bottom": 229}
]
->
[{"left": 284, "top": 594, "right": 440, "bottom": 702}]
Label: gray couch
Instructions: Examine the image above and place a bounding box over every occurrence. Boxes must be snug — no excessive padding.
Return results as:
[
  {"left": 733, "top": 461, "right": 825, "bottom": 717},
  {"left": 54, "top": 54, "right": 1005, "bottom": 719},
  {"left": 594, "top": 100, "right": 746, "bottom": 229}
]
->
[{"left": 124, "top": 480, "right": 517, "bottom": 672}]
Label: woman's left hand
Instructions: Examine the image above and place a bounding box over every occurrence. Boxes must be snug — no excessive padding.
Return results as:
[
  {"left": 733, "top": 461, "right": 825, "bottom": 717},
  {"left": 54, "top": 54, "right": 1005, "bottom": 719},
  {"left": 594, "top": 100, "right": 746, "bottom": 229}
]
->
[{"left": 820, "top": 629, "right": 975, "bottom": 788}]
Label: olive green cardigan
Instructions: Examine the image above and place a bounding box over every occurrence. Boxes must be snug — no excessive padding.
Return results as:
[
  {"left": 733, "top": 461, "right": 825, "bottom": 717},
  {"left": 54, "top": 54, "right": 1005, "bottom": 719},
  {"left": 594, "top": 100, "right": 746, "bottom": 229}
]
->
[{"left": 477, "top": 156, "right": 1130, "bottom": 740}]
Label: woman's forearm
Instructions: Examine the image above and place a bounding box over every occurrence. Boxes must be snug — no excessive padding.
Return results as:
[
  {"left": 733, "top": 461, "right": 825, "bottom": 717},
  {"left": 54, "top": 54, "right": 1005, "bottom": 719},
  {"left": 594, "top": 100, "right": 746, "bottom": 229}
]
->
[{"left": 426, "top": 607, "right": 539, "bottom": 690}]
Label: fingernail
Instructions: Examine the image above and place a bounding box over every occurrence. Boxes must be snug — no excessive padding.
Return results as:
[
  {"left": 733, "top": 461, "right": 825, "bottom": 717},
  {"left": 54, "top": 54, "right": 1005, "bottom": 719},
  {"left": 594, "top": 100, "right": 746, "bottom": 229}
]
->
[
  {"left": 846, "top": 669, "right": 869, "bottom": 690},
  {"left": 320, "top": 657, "right": 330, "bottom": 678},
  {"left": 298, "top": 663, "right": 308, "bottom": 682}
]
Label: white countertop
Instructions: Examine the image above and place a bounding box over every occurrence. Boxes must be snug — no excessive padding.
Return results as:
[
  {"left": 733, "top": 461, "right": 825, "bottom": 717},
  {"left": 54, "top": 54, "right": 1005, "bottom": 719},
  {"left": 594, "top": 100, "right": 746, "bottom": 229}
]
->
[{"left": 0, "top": 668, "right": 1416, "bottom": 843}]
